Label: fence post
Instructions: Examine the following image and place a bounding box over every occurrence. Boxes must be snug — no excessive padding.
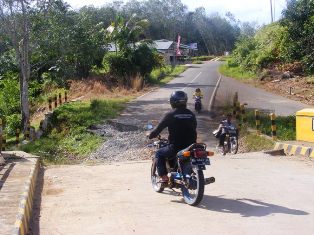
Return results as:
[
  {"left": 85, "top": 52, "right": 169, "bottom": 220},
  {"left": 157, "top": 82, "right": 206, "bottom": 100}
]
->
[
  {"left": 25, "top": 121, "right": 30, "bottom": 141},
  {"left": 31, "top": 127, "right": 36, "bottom": 141},
  {"left": 0, "top": 118, "right": 2, "bottom": 153},
  {"left": 2, "top": 134, "right": 6, "bottom": 151},
  {"left": 233, "top": 92, "right": 238, "bottom": 117},
  {"left": 48, "top": 97, "right": 52, "bottom": 111},
  {"left": 16, "top": 129, "right": 20, "bottom": 147},
  {"left": 59, "top": 93, "right": 62, "bottom": 105},
  {"left": 241, "top": 104, "right": 247, "bottom": 123},
  {"left": 270, "top": 113, "right": 277, "bottom": 141},
  {"left": 65, "top": 91, "right": 68, "bottom": 103},
  {"left": 54, "top": 95, "right": 58, "bottom": 108},
  {"left": 255, "top": 109, "right": 261, "bottom": 135}
]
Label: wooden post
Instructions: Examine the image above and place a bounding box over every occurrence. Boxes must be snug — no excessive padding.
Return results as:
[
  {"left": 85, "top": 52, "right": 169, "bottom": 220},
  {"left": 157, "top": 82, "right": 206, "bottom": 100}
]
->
[
  {"left": 16, "top": 129, "right": 20, "bottom": 147},
  {"left": 59, "top": 93, "right": 62, "bottom": 105},
  {"left": 54, "top": 95, "right": 58, "bottom": 108},
  {"left": 0, "top": 118, "right": 2, "bottom": 153},
  {"left": 25, "top": 121, "right": 30, "bottom": 141},
  {"left": 233, "top": 92, "right": 238, "bottom": 117},
  {"left": 2, "top": 134, "right": 6, "bottom": 151},
  {"left": 255, "top": 110, "right": 261, "bottom": 135},
  {"left": 65, "top": 91, "right": 68, "bottom": 103},
  {"left": 270, "top": 113, "right": 277, "bottom": 141},
  {"left": 241, "top": 104, "right": 247, "bottom": 123},
  {"left": 48, "top": 97, "right": 52, "bottom": 111}
]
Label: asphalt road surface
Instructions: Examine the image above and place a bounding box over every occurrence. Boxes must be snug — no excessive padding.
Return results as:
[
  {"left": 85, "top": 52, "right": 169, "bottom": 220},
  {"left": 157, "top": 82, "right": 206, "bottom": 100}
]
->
[
  {"left": 118, "top": 61, "right": 222, "bottom": 147},
  {"left": 30, "top": 61, "right": 314, "bottom": 235}
]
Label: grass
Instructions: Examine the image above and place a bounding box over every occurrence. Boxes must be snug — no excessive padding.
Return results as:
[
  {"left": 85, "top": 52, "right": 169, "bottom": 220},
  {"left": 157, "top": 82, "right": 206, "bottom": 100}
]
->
[
  {"left": 241, "top": 131, "right": 274, "bottom": 152},
  {"left": 192, "top": 60, "right": 203, "bottom": 64},
  {"left": 21, "top": 98, "right": 129, "bottom": 165},
  {"left": 219, "top": 63, "right": 257, "bottom": 80},
  {"left": 147, "top": 65, "right": 187, "bottom": 85},
  {"left": 306, "top": 76, "right": 314, "bottom": 84},
  {"left": 191, "top": 55, "right": 215, "bottom": 61},
  {"left": 245, "top": 111, "right": 296, "bottom": 141}
]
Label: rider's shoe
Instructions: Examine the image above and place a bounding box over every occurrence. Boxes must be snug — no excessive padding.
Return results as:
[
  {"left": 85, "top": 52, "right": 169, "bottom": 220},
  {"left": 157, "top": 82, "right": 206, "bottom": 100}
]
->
[{"left": 159, "top": 175, "right": 169, "bottom": 183}]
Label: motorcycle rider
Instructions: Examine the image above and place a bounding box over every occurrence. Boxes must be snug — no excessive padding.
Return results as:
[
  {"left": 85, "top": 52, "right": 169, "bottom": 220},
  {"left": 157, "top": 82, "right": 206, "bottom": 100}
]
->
[
  {"left": 193, "top": 88, "right": 203, "bottom": 99},
  {"left": 149, "top": 91, "right": 197, "bottom": 183},
  {"left": 217, "top": 113, "right": 235, "bottom": 148}
]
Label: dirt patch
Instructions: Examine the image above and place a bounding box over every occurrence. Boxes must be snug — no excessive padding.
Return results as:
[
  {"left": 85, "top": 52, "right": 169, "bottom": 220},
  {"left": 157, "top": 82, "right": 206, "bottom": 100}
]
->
[{"left": 260, "top": 77, "right": 314, "bottom": 105}]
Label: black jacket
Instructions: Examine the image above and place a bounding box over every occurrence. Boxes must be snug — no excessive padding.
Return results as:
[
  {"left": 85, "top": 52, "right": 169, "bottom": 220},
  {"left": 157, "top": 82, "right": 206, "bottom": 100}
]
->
[{"left": 149, "top": 107, "right": 197, "bottom": 150}]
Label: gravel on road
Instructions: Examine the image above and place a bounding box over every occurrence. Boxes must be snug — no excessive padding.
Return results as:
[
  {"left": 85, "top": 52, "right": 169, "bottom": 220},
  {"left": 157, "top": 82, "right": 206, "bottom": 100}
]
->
[{"left": 88, "top": 119, "right": 155, "bottom": 162}]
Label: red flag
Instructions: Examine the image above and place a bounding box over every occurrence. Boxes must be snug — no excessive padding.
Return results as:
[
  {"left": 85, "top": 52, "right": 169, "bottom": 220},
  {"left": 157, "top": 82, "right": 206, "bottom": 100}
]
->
[{"left": 176, "top": 34, "right": 181, "bottom": 56}]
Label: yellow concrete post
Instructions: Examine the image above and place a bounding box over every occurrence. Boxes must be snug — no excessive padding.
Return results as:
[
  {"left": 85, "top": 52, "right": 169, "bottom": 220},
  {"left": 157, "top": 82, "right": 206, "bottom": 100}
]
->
[
  {"left": 270, "top": 113, "right": 277, "bottom": 141},
  {"left": 255, "top": 110, "right": 261, "bottom": 135}
]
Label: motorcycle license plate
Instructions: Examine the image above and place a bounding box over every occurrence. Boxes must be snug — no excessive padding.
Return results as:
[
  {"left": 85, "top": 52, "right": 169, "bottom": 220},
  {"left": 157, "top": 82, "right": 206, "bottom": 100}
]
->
[{"left": 192, "top": 158, "right": 210, "bottom": 165}]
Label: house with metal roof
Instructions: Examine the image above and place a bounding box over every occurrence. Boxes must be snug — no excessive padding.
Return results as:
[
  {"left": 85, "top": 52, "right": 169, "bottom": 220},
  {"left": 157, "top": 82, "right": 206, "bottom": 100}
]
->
[{"left": 152, "top": 39, "right": 197, "bottom": 64}]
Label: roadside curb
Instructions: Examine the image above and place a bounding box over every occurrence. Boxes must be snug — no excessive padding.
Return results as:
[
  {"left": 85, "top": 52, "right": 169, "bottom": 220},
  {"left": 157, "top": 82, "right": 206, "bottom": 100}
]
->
[
  {"left": 11, "top": 153, "right": 40, "bottom": 235},
  {"left": 274, "top": 142, "right": 313, "bottom": 158}
]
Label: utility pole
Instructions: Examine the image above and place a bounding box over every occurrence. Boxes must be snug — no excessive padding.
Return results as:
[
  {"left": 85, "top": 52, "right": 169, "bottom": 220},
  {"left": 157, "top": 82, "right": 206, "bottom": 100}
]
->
[{"left": 270, "top": 0, "right": 274, "bottom": 23}]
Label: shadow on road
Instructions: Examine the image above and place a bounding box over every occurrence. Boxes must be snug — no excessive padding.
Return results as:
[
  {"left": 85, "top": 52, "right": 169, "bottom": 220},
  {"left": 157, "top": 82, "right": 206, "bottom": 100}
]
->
[
  {"left": 196, "top": 195, "right": 309, "bottom": 217},
  {"left": 29, "top": 167, "right": 45, "bottom": 235}
]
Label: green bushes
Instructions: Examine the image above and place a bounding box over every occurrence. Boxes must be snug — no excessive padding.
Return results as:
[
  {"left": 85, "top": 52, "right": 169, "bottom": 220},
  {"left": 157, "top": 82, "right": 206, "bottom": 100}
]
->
[
  {"left": 230, "top": 1, "right": 314, "bottom": 75},
  {"left": 231, "top": 23, "right": 285, "bottom": 72}
]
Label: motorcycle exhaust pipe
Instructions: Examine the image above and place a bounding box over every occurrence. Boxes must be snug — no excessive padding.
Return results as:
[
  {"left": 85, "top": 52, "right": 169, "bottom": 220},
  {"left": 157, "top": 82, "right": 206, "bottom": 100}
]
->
[{"left": 205, "top": 177, "right": 215, "bottom": 185}]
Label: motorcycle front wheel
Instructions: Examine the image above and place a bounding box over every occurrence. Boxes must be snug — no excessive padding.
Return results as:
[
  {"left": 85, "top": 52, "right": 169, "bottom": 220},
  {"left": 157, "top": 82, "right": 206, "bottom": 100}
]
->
[
  {"left": 151, "top": 159, "right": 164, "bottom": 193},
  {"left": 230, "top": 137, "right": 238, "bottom": 154},
  {"left": 181, "top": 167, "right": 205, "bottom": 206}
]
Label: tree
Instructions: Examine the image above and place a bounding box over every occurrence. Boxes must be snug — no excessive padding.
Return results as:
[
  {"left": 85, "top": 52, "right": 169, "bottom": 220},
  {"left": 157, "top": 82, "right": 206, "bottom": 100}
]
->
[
  {"left": 0, "top": 0, "right": 35, "bottom": 129},
  {"left": 281, "top": 0, "right": 314, "bottom": 72}
]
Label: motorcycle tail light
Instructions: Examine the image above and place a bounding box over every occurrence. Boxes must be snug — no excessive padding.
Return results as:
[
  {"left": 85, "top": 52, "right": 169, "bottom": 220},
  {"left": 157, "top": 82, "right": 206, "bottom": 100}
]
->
[
  {"left": 194, "top": 149, "right": 207, "bottom": 158},
  {"left": 182, "top": 151, "right": 191, "bottom": 157}
]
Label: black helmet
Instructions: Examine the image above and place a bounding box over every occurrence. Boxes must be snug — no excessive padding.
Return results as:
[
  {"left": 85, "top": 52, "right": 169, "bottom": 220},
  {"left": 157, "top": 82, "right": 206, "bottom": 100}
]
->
[
  {"left": 170, "top": 91, "right": 188, "bottom": 108},
  {"left": 196, "top": 88, "right": 201, "bottom": 92}
]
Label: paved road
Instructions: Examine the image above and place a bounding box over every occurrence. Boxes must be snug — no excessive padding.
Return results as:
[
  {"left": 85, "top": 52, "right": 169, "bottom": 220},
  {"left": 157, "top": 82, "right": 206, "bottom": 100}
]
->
[
  {"left": 33, "top": 154, "right": 314, "bottom": 235},
  {"left": 119, "top": 61, "right": 221, "bottom": 147},
  {"left": 215, "top": 70, "right": 311, "bottom": 116}
]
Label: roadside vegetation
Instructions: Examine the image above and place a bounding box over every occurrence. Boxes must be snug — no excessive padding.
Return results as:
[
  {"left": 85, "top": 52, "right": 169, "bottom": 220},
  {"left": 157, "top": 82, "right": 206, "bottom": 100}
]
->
[
  {"left": 147, "top": 66, "right": 187, "bottom": 85},
  {"left": 219, "top": 0, "right": 314, "bottom": 105},
  {"left": 22, "top": 99, "right": 128, "bottom": 164}
]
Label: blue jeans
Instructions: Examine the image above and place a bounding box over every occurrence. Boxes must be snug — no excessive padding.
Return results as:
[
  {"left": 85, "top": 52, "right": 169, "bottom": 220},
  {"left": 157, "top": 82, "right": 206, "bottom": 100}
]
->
[{"left": 155, "top": 144, "right": 176, "bottom": 176}]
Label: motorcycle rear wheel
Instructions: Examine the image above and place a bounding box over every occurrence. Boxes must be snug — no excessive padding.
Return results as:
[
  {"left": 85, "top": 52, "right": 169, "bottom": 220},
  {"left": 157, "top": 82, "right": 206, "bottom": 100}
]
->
[
  {"left": 151, "top": 159, "right": 164, "bottom": 193},
  {"left": 181, "top": 167, "right": 205, "bottom": 206}
]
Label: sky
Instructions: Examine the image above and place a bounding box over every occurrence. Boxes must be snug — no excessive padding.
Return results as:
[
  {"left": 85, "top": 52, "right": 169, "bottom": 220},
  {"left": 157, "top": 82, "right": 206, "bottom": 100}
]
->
[{"left": 66, "top": 0, "right": 287, "bottom": 25}]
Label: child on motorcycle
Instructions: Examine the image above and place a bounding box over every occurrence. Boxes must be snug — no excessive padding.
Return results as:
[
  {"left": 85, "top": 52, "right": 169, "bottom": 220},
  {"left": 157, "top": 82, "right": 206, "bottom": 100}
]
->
[{"left": 193, "top": 88, "right": 203, "bottom": 99}]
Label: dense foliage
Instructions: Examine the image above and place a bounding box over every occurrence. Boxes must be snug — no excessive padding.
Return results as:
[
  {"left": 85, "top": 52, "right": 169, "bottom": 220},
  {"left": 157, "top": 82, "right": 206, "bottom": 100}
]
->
[{"left": 229, "top": 0, "right": 314, "bottom": 74}]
